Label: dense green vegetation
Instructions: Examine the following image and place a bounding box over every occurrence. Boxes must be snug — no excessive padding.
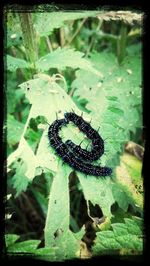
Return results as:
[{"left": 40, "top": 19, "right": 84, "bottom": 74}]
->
[{"left": 5, "top": 7, "right": 143, "bottom": 261}]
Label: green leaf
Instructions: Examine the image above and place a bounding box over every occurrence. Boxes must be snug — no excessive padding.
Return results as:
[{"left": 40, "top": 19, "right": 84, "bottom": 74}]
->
[
  {"left": 121, "top": 152, "right": 142, "bottom": 187},
  {"left": 34, "top": 11, "right": 99, "bottom": 37},
  {"left": 53, "top": 229, "right": 84, "bottom": 261},
  {"left": 7, "top": 30, "right": 23, "bottom": 48},
  {"left": 6, "top": 55, "right": 30, "bottom": 72},
  {"left": 93, "top": 217, "right": 143, "bottom": 255},
  {"left": 116, "top": 152, "right": 143, "bottom": 210},
  {"left": 18, "top": 74, "right": 94, "bottom": 174},
  {"left": 124, "top": 217, "right": 142, "bottom": 235},
  {"left": 7, "top": 138, "right": 39, "bottom": 180},
  {"left": 44, "top": 160, "right": 84, "bottom": 260},
  {"left": 72, "top": 69, "right": 100, "bottom": 100},
  {"left": 5, "top": 234, "right": 20, "bottom": 247},
  {"left": 72, "top": 46, "right": 142, "bottom": 175},
  {"left": 5, "top": 234, "right": 57, "bottom": 259},
  {"left": 7, "top": 115, "right": 25, "bottom": 146},
  {"left": 35, "top": 47, "right": 102, "bottom": 76},
  {"left": 34, "top": 247, "right": 57, "bottom": 261},
  {"left": 111, "top": 182, "right": 134, "bottom": 212},
  {"left": 78, "top": 173, "right": 115, "bottom": 217},
  {"left": 44, "top": 161, "right": 70, "bottom": 246},
  {"left": 108, "top": 106, "right": 124, "bottom": 116},
  {"left": 7, "top": 239, "right": 41, "bottom": 253},
  {"left": 6, "top": 72, "right": 19, "bottom": 114},
  {"left": 12, "top": 163, "right": 31, "bottom": 197}
]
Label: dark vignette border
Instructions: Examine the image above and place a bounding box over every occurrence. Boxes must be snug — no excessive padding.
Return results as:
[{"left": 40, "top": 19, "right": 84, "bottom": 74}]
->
[{"left": 1, "top": 1, "right": 148, "bottom": 265}]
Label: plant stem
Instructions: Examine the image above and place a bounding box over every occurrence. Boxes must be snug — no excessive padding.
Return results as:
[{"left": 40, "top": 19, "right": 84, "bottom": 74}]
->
[
  {"left": 19, "top": 13, "right": 38, "bottom": 72},
  {"left": 46, "top": 36, "right": 53, "bottom": 52},
  {"left": 86, "top": 19, "right": 103, "bottom": 56},
  {"left": 59, "top": 28, "right": 65, "bottom": 47},
  {"left": 65, "top": 18, "right": 87, "bottom": 46},
  {"left": 117, "top": 23, "right": 128, "bottom": 65}
]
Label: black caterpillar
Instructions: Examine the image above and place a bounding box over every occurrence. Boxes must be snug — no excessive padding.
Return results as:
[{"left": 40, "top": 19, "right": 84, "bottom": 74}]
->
[
  {"left": 48, "top": 112, "right": 112, "bottom": 177},
  {"left": 64, "top": 112, "right": 104, "bottom": 162}
]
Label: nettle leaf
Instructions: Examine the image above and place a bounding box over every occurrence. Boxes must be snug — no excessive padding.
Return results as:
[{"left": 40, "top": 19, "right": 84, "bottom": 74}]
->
[
  {"left": 72, "top": 45, "right": 141, "bottom": 165},
  {"left": 5, "top": 234, "right": 20, "bottom": 247},
  {"left": 8, "top": 72, "right": 89, "bottom": 257},
  {"left": 19, "top": 74, "right": 78, "bottom": 118},
  {"left": 44, "top": 161, "right": 70, "bottom": 246},
  {"left": 78, "top": 173, "right": 114, "bottom": 217},
  {"left": 34, "top": 247, "right": 57, "bottom": 261},
  {"left": 72, "top": 69, "right": 101, "bottom": 100},
  {"left": 70, "top": 45, "right": 142, "bottom": 213},
  {"left": 6, "top": 55, "right": 30, "bottom": 72},
  {"left": 111, "top": 182, "right": 136, "bottom": 212},
  {"left": 116, "top": 153, "right": 143, "bottom": 210},
  {"left": 18, "top": 75, "right": 94, "bottom": 173},
  {"left": 12, "top": 163, "right": 31, "bottom": 197},
  {"left": 5, "top": 234, "right": 56, "bottom": 260},
  {"left": 44, "top": 161, "right": 84, "bottom": 260},
  {"left": 7, "top": 115, "right": 25, "bottom": 146},
  {"left": 34, "top": 11, "right": 99, "bottom": 37},
  {"left": 7, "top": 137, "right": 38, "bottom": 181},
  {"left": 53, "top": 229, "right": 84, "bottom": 261},
  {"left": 8, "top": 75, "right": 101, "bottom": 197},
  {"left": 35, "top": 47, "right": 102, "bottom": 76},
  {"left": 7, "top": 239, "right": 41, "bottom": 253},
  {"left": 93, "top": 217, "right": 143, "bottom": 255}
]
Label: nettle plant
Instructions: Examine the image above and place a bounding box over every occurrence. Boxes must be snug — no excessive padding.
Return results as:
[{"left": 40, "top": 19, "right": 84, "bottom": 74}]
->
[{"left": 5, "top": 8, "right": 143, "bottom": 261}]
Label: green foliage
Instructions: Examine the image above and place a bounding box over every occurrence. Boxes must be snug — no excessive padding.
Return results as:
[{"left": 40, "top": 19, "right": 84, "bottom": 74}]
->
[
  {"left": 72, "top": 48, "right": 141, "bottom": 172},
  {"left": 5, "top": 234, "right": 20, "bottom": 247},
  {"left": 11, "top": 160, "right": 31, "bottom": 197},
  {"left": 5, "top": 231, "right": 83, "bottom": 261},
  {"left": 5, "top": 8, "right": 143, "bottom": 262},
  {"left": 5, "top": 234, "right": 56, "bottom": 260},
  {"left": 93, "top": 217, "right": 143, "bottom": 255},
  {"left": 6, "top": 235, "right": 41, "bottom": 253},
  {"left": 8, "top": 138, "right": 39, "bottom": 182},
  {"left": 116, "top": 153, "right": 143, "bottom": 210},
  {"left": 36, "top": 47, "right": 102, "bottom": 75},
  {"left": 7, "top": 115, "right": 24, "bottom": 146},
  {"left": 7, "top": 55, "right": 30, "bottom": 71},
  {"left": 78, "top": 173, "right": 114, "bottom": 217},
  {"left": 34, "top": 11, "right": 99, "bottom": 37}
]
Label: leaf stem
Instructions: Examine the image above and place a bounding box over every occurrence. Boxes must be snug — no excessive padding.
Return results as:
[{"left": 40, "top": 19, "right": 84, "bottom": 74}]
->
[
  {"left": 65, "top": 18, "right": 87, "bottom": 47},
  {"left": 19, "top": 13, "right": 38, "bottom": 72},
  {"left": 46, "top": 36, "right": 53, "bottom": 52},
  {"left": 117, "top": 23, "right": 128, "bottom": 65}
]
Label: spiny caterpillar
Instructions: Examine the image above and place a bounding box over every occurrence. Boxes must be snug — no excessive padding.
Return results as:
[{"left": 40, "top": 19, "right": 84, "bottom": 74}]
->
[{"left": 48, "top": 112, "right": 112, "bottom": 177}]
